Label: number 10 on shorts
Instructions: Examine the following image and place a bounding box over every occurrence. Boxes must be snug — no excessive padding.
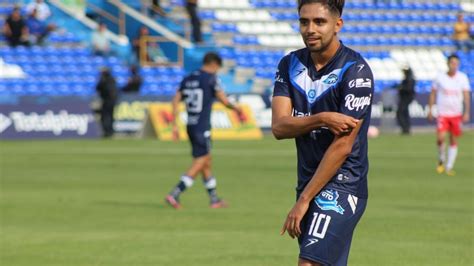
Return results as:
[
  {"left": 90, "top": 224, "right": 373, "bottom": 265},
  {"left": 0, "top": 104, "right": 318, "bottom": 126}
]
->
[{"left": 308, "top": 212, "right": 331, "bottom": 239}]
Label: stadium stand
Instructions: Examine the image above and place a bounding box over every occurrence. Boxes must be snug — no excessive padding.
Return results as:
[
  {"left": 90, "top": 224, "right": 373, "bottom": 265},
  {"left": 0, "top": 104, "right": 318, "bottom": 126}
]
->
[
  {"left": 0, "top": 0, "right": 186, "bottom": 96},
  {"left": 0, "top": 0, "right": 472, "bottom": 96},
  {"left": 199, "top": 0, "right": 473, "bottom": 93}
]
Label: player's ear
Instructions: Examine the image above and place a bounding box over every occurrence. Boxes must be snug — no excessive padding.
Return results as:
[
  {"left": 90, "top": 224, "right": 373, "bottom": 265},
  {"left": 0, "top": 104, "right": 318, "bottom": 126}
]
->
[{"left": 334, "top": 17, "right": 343, "bottom": 34}]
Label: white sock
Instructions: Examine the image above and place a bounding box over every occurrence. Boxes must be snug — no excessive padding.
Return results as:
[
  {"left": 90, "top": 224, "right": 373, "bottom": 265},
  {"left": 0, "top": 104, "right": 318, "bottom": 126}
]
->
[
  {"left": 438, "top": 142, "right": 446, "bottom": 164},
  {"left": 446, "top": 145, "right": 458, "bottom": 171},
  {"left": 203, "top": 177, "right": 216, "bottom": 189},
  {"left": 181, "top": 175, "right": 194, "bottom": 188}
]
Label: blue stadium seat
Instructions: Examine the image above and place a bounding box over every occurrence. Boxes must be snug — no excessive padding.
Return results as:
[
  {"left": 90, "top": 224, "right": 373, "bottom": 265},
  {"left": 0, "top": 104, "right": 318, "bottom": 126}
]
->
[
  {"left": 212, "top": 23, "right": 225, "bottom": 32},
  {"left": 367, "top": 25, "right": 381, "bottom": 34},
  {"left": 26, "top": 85, "right": 42, "bottom": 95},
  {"left": 440, "top": 38, "right": 453, "bottom": 46},
  {"left": 414, "top": 37, "right": 428, "bottom": 46},
  {"left": 0, "top": 6, "right": 13, "bottom": 15},
  {"left": 219, "top": 48, "right": 235, "bottom": 60},
  {"left": 406, "top": 25, "right": 418, "bottom": 35},
  {"left": 448, "top": 2, "right": 461, "bottom": 10},
  {"left": 344, "top": 13, "right": 358, "bottom": 22},
  {"left": 0, "top": 84, "right": 8, "bottom": 94},
  {"left": 12, "top": 85, "right": 26, "bottom": 95},
  {"left": 199, "top": 10, "right": 215, "bottom": 20},
  {"left": 234, "top": 35, "right": 247, "bottom": 45},
  {"left": 371, "top": 13, "right": 385, "bottom": 21}
]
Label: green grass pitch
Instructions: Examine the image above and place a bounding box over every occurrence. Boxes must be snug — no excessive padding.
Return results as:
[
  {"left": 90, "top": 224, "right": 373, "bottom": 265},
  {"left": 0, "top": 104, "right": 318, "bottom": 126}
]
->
[{"left": 1, "top": 132, "right": 473, "bottom": 265}]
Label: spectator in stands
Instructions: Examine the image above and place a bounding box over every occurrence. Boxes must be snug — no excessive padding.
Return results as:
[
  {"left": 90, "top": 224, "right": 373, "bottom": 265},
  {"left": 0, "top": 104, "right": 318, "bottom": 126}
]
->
[
  {"left": 186, "top": 0, "right": 203, "bottom": 43},
  {"left": 453, "top": 12, "right": 473, "bottom": 52},
  {"left": 96, "top": 67, "right": 118, "bottom": 138},
  {"left": 26, "top": 0, "right": 51, "bottom": 22},
  {"left": 396, "top": 66, "right": 416, "bottom": 135},
  {"left": 26, "top": 8, "right": 55, "bottom": 45},
  {"left": 133, "top": 26, "right": 149, "bottom": 62},
  {"left": 91, "top": 22, "right": 111, "bottom": 56},
  {"left": 3, "top": 6, "right": 29, "bottom": 47},
  {"left": 150, "top": 0, "right": 166, "bottom": 17},
  {"left": 122, "top": 65, "right": 143, "bottom": 93},
  {"left": 132, "top": 26, "right": 168, "bottom": 64}
]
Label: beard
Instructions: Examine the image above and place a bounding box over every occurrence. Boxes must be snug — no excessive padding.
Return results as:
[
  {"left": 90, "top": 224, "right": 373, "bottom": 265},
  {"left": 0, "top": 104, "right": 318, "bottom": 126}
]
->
[{"left": 304, "top": 35, "right": 333, "bottom": 53}]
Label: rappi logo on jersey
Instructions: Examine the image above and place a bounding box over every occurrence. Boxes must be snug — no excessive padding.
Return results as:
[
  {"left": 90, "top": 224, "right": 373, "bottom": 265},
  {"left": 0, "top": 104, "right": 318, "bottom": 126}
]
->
[{"left": 344, "top": 93, "right": 372, "bottom": 112}]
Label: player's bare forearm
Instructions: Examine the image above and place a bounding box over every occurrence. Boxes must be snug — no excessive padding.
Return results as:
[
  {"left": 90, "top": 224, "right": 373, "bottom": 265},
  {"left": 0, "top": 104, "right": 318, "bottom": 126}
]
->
[
  {"left": 273, "top": 113, "right": 357, "bottom": 139},
  {"left": 272, "top": 96, "right": 358, "bottom": 139},
  {"left": 216, "top": 91, "right": 243, "bottom": 117},
  {"left": 281, "top": 120, "right": 363, "bottom": 238},
  {"left": 428, "top": 89, "right": 436, "bottom": 120},
  {"left": 463, "top": 91, "right": 471, "bottom": 123},
  {"left": 216, "top": 90, "right": 238, "bottom": 110},
  {"left": 428, "top": 90, "right": 436, "bottom": 111},
  {"left": 272, "top": 114, "right": 328, "bottom": 139},
  {"left": 171, "top": 91, "right": 182, "bottom": 125},
  {"left": 298, "top": 120, "right": 363, "bottom": 204}
]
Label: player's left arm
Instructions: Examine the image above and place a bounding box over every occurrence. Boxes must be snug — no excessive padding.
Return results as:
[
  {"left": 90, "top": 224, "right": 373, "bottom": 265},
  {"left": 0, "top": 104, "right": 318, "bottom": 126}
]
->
[
  {"left": 281, "top": 62, "right": 374, "bottom": 239},
  {"left": 171, "top": 90, "right": 182, "bottom": 140},
  {"left": 281, "top": 121, "right": 363, "bottom": 238},
  {"left": 215, "top": 89, "right": 243, "bottom": 115},
  {"left": 462, "top": 74, "right": 471, "bottom": 123},
  {"left": 463, "top": 90, "right": 470, "bottom": 123}
]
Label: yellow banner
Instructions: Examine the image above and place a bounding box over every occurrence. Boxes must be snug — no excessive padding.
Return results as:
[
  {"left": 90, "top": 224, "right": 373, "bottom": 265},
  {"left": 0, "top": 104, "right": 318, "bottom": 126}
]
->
[{"left": 148, "top": 103, "right": 263, "bottom": 140}]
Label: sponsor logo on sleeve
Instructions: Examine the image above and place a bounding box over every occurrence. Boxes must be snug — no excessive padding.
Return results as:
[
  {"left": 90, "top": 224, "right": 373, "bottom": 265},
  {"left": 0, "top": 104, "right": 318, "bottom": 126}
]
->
[
  {"left": 348, "top": 78, "right": 372, "bottom": 89},
  {"left": 344, "top": 93, "right": 372, "bottom": 111},
  {"left": 337, "top": 173, "right": 350, "bottom": 182},
  {"left": 275, "top": 70, "right": 285, "bottom": 83}
]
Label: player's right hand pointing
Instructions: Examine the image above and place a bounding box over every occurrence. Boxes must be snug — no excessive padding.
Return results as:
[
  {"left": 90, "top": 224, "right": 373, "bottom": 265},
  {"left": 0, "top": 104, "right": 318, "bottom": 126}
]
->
[{"left": 322, "top": 112, "right": 359, "bottom": 136}]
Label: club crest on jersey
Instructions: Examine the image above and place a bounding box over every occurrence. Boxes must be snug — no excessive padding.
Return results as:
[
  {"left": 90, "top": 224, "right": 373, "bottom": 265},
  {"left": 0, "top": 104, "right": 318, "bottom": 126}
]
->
[
  {"left": 307, "top": 89, "right": 316, "bottom": 100},
  {"left": 323, "top": 73, "right": 338, "bottom": 85},
  {"left": 345, "top": 93, "right": 372, "bottom": 111},
  {"left": 315, "top": 190, "right": 345, "bottom": 215}
]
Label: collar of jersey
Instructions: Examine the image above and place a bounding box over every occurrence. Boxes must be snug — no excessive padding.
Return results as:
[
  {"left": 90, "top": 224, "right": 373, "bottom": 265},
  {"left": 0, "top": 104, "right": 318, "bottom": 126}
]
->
[{"left": 306, "top": 41, "right": 345, "bottom": 80}]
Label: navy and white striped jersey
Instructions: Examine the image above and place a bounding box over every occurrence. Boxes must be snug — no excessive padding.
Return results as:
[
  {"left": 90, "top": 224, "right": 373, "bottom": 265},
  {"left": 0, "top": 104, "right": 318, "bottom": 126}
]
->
[{"left": 273, "top": 43, "right": 374, "bottom": 199}]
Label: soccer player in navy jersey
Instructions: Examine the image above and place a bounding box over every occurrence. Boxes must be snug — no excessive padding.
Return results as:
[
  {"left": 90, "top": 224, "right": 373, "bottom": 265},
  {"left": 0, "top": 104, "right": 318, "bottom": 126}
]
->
[
  {"left": 165, "top": 52, "right": 242, "bottom": 209},
  {"left": 272, "top": 0, "right": 374, "bottom": 265}
]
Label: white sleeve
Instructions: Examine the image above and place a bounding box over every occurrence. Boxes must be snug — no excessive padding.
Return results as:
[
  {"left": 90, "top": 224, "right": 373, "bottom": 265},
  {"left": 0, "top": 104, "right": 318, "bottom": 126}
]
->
[{"left": 462, "top": 74, "right": 471, "bottom": 91}]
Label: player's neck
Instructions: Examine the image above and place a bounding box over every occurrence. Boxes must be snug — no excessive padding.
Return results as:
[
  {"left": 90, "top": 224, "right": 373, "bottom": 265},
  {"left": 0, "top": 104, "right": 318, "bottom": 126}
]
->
[
  {"left": 447, "top": 70, "right": 457, "bottom": 77},
  {"left": 201, "top": 66, "right": 216, "bottom": 74},
  {"left": 310, "top": 40, "right": 341, "bottom": 71}
]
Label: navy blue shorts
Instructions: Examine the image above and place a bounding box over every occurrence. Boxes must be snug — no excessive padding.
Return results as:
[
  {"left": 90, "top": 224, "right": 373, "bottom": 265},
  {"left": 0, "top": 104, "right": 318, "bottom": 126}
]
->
[
  {"left": 187, "top": 129, "right": 211, "bottom": 158},
  {"left": 298, "top": 189, "right": 367, "bottom": 266}
]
